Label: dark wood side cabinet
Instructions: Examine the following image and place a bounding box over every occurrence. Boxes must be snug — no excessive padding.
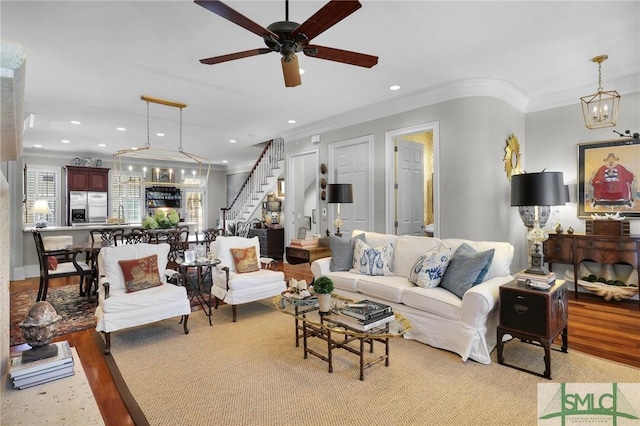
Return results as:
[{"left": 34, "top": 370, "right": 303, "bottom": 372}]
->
[
  {"left": 286, "top": 239, "right": 331, "bottom": 265},
  {"left": 248, "top": 227, "right": 284, "bottom": 263},
  {"left": 66, "top": 166, "right": 110, "bottom": 192},
  {"left": 544, "top": 232, "right": 640, "bottom": 305},
  {"left": 497, "top": 279, "right": 568, "bottom": 379}
]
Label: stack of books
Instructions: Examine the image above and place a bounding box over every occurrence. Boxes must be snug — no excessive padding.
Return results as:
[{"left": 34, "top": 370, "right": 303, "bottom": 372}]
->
[
  {"left": 515, "top": 270, "right": 556, "bottom": 289},
  {"left": 9, "top": 341, "right": 75, "bottom": 389},
  {"left": 335, "top": 299, "right": 395, "bottom": 331},
  {"left": 290, "top": 238, "right": 319, "bottom": 248}
]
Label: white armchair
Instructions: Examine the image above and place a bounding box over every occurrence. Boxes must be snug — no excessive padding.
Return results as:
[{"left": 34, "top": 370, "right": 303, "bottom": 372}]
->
[
  {"left": 95, "top": 243, "right": 191, "bottom": 354},
  {"left": 211, "top": 236, "right": 286, "bottom": 322}
]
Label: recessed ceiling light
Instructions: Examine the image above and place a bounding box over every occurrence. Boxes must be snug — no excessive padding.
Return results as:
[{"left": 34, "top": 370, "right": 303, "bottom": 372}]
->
[
  {"left": 34, "top": 144, "right": 43, "bottom": 148},
  {"left": 389, "top": 85, "right": 401, "bottom": 91},
  {"left": 288, "top": 119, "right": 296, "bottom": 124},
  {"left": 116, "top": 127, "right": 126, "bottom": 131},
  {"left": 222, "top": 160, "right": 228, "bottom": 163},
  {"left": 299, "top": 69, "right": 305, "bottom": 75},
  {"left": 61, "top": 139, "right": 70, "bottom": 144},
  {"left": 98, "top": 143, "right": 106, "bottom": 147},
  {"left": 70, "top": 120, "right": 81, "bottom": 125},
  {"left": 229, "top": 139, "right": 236, "bottom": 143},
  {"left": 131, "top": 147, "right": 138, "bottom": 151},
  {"left": 156, "top": 133, "right": 164, "bottom": 137}
]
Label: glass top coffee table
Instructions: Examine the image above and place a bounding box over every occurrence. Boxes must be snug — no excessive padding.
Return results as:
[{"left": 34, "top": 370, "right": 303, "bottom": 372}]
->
[{"left": 274, "top": 294, "right": 411, "bottom": 380}]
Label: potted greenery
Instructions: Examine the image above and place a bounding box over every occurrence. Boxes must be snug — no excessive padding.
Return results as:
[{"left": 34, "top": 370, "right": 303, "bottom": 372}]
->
[{"left": 313, "top": 276, "right": 334, "bottom": 313}]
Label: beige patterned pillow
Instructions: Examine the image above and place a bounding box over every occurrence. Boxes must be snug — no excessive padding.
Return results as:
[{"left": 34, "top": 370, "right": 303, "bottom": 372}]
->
[{"left": 230, "top": 246, "right": 260, "bottom": 273}]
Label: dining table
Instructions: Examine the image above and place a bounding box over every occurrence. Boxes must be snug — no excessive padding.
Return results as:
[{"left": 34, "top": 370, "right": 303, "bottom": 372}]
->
[{"left": 67, "top": 241, "right": 109, "bottom": 299}]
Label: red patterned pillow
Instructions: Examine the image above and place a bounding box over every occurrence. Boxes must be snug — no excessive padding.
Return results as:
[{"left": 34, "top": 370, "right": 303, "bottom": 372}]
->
[
  {"left": 118, "top": 254, "right": 162, "bottom": 293},
  {"left": 230, "top": 246, "right": 259, "bottom": 273},
  {"left": 47, "top": 256, "right": 58, "bottom": 271}
]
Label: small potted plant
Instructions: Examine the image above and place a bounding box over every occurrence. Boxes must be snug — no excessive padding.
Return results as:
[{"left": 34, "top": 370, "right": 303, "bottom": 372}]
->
[{"left": 312, "top": 275, "right": 334, "bottom": 313}]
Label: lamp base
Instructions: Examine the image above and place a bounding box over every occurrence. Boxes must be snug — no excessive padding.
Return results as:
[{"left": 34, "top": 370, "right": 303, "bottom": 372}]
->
[
  {"left": 334, "top": 227, "right": 342, "bottom": 238},
  {"left": 525, "top": 245, "right": 549, "bottom": 275}
]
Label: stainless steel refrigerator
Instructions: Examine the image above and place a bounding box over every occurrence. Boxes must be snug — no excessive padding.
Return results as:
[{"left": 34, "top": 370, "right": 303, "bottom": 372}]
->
[{"left": 69, "top": 191, "right": 108, "bottom": 224}]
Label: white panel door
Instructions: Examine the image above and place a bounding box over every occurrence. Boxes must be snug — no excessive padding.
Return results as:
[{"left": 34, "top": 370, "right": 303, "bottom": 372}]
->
[
  {"left": 397, "top": 139, "right": 424, "bottom": 235},
  {"left": 330, "top": 137, "right": 373, "bottom": 235}
]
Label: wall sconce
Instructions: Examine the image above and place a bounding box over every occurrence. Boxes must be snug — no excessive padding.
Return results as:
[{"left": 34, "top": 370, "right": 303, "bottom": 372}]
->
[{"left": 580, "top": 55, "right": 621, "bottom": 129}]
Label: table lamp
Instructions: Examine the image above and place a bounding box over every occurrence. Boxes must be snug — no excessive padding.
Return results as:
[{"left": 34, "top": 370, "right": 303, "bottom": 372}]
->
[
  {"left": 32, "top": 199, "right": 52, "bottom": 228},
  {"left": 326, "top": 183, "right": 353, "bottom": 237},
  {"left": 511, "top": 172, "right": 565, "bottom": 274}
]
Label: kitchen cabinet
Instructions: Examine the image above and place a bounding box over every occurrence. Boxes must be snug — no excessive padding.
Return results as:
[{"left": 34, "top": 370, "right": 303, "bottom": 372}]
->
[{"left": 66, "top": 166, "right": 110, "bottom": 192}]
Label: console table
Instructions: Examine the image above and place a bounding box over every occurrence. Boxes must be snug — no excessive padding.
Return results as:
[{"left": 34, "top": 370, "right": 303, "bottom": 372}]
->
[
  {"left": 286, "top": 239, "right": 331, "bottom": 265},
  {"left": 544, "top": 232, "right": 640, "bottom": 305}
]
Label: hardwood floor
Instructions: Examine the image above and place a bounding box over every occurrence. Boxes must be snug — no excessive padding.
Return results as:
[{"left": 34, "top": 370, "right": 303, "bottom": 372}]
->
[{"left": 9, "top": 264, "right": 639, "bottom": 425}]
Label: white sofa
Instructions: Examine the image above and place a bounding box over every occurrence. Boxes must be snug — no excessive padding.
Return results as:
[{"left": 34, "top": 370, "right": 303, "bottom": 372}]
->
[{"left": 310, "top": 230, "right": 514, "bottom": 364}]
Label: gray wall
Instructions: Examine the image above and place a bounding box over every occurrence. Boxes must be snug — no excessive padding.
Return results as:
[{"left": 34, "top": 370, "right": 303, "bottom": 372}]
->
[{"left": 284, "top": 92, "right": 640, "bottom": 273}]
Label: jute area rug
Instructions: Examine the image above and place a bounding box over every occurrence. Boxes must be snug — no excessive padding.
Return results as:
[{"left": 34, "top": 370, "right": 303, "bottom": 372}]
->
[{"left": 102, "top": 300, "right": 640, "bottom": 426}]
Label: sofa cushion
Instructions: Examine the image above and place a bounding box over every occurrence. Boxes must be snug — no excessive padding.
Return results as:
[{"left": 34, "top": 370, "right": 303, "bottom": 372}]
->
[
  {"left": 440, "top": 243, "right": 495, "bottom": 298},
  {"left": 441, "top": 239, "right": 513, "bottom": 280},
  {"left": 356, "top": 275, "right": 414, "bottom": 303},
  {"left": 352, "top": 230, "right": 399, "bottom": 254},
  {"left": 323, "top": 271, "right": 360, "bottom": 292},
  {"left": 351, "top": 239, "right": 394, "bottom": 276},
  {"left": 329, "top": 234, "right": 365, "bottom": 271},
  {"left": 409, "top": 247, "right": 452, "bottom": 288},
  {"left": 402, "top": 286, "right": 462, "bottom": 320},
  {"left": 392, "top": 235, "right": 443, "bottom": 278}
]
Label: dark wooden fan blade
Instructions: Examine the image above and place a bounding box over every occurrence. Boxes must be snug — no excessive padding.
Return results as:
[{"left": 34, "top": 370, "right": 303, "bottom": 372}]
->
[
  {"left": 200, "top": 48, "right": 272, "bottom": 65},
  {"left": 194, "top": 0, "right": 278, "bottom": 40},
  {"left": 304, "top": 45, "right": 378, "bottom": 68},
  {"left": 282, "top": 55, "right": 301, "bottom": 87},
  {"left": 291, "top": 0, "right": 361, "bottom": 42}
]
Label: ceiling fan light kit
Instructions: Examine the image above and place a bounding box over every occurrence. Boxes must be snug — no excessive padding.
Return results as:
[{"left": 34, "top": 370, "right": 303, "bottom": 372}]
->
[{"left": 195, "top": 0, "right": 378, "bottom": 87}]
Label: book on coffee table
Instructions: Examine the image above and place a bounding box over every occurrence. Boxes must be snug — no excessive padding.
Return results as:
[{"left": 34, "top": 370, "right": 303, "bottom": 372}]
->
[
  {"left": 340, "top": 299, "right": 392, "bottom": 321},
  {"left": 332, "top": 310, "right": 395, "bottom": 331}
]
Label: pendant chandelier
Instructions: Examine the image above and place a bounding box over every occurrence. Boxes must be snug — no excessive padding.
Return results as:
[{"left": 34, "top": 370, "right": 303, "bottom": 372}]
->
[
  {"left": 580, "top": 55, "right": 621, "bottom": 130},
  {"left": 113, "top": 95, "right": 211, "bottom": 183}
]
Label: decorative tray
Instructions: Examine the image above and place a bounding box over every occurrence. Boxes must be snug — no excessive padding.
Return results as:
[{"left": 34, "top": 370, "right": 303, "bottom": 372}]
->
[
  {"left": 577, "top": 280, "right": 639, "bottom": 302},
  {"left": 281, "top": 294, "right": 318, "bottom": 307}
]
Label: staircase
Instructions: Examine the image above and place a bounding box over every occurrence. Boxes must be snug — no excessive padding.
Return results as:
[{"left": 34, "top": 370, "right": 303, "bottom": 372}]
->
[{"left": 220, "top": 137, "right": 284, "bottom": 232}]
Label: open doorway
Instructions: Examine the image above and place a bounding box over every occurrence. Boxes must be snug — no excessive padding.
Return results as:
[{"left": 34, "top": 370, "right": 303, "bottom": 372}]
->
[
  {"left": 385, "top": 122, "right": 439, "bottom": 236},
  {"left": 285, "top": 149, "right": 319, "bottom": 245}
]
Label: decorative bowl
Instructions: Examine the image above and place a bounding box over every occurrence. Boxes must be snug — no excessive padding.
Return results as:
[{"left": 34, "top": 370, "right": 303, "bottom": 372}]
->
[{"left": 577, "top": 279, "right": 639, "bottom": 302}]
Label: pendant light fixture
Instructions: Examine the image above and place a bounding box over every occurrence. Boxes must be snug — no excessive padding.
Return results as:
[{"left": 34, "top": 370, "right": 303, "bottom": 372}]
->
[{"left": 580, "top": 55, "right": 621, "bottom": 129}]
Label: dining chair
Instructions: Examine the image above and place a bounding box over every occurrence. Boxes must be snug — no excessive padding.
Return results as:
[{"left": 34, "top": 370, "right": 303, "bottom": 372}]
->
[
  {"left": 115, "top": 229, "right": 150, "bottom": 245},
  {"left": 90, "top": 228, "right": 125, "bottom": 246},
  {"left": 32, "top": 230, "right": 93, "bottom": 302}
]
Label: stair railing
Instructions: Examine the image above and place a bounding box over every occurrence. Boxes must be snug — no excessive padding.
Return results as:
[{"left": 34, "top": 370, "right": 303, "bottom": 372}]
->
[{"left": 220, "top": 137, "right": 284, "bottom": 233}]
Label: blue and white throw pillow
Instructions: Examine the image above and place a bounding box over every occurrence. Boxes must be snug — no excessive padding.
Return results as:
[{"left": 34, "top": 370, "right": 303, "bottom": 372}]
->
[
  {"left": 350, "top": 239, "right": 394, "bottom": 276},
  {"left": 409, "top": 247, "right": 452, "bottom": 288}
]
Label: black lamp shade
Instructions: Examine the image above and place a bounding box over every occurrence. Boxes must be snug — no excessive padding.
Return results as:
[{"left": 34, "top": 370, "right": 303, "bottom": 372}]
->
[
  {"left": 511, "top": 172, "right": 565, "bottom": 206},
  {"left": 564, "top": 185, "right": 570, "bottom": 203},
  {"left": 326, "top": 183, "right": 353, "bottom": 204}
]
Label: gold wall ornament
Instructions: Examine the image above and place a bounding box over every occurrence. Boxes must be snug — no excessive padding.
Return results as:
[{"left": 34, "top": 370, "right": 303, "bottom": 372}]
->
[{"left": 503, "top": 134, "right": 522, "bottom": 180}]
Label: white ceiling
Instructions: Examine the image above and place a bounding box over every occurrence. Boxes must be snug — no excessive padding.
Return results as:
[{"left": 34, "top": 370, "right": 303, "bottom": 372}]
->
[{"left": 2, "top": 1, "right": 639, "bottom": 168}]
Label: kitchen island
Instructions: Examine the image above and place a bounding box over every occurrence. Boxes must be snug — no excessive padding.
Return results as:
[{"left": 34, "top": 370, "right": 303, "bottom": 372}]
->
[{"left": 20, "top": 223, "right": 197, "bottom": 279}]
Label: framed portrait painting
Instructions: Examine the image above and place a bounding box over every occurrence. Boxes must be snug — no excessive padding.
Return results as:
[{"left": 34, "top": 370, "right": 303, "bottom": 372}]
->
[{"left": 578, "top": 139, "right": 640, "bottom": 218}]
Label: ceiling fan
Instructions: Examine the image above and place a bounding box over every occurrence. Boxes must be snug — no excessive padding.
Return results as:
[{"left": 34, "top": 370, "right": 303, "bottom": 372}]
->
[{"left": 195, "top": 0, "right": 378, "bottom": 87}]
